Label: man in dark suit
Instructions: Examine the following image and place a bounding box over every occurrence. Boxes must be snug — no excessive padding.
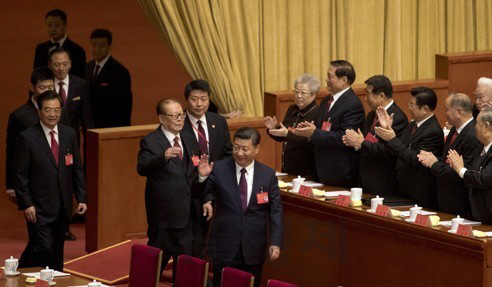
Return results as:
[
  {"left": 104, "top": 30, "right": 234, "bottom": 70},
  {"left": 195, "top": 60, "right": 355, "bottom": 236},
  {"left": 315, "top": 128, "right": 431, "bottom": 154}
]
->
[
  {"left": 13, "top": 91, "right": 87, "bottom": 271},
  {"left": 137, "top": 99, "right": 212, "bottom": 280},
  {"left": 343, "top": 75, "right": 408, "bottom": 196},
  {"left": 418, "top": 93, "right": 481, "bottom": 216},
  {"left": 6, "top": 67, "right": 54, "bottom": 204},
  {"left": 85, "top": 29, "right": 132, "bottom": 128},
  {"left": 448, "top": 108, "right": 492, "bottom": 224},
  {"left": 376, "top": 87, "right": 444, "bottom": 208},
  {"left": 293, "top": 60, "right": 365, "bottom": 187},
  {"left": 33, "top": 9, "right": 86, "bottom": 78},
  {"left": 202, "top": 127, "right": 283, "bottom": 287},
  {"left": 49, "top": 48, "right": 94, "bottom": 141}
]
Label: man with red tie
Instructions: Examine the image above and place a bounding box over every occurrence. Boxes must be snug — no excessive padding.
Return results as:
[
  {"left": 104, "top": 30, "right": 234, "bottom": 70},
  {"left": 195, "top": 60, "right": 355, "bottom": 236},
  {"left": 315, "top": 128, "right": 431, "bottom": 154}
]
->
[{"left": 13, "top": 90, "right": 87, "bottom": 271}]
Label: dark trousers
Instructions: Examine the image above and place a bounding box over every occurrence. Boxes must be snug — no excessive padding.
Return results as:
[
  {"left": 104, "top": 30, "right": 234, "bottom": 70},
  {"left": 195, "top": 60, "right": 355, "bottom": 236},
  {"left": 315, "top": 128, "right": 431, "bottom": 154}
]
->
[
  {"left": 213, "top": 245, "right": 263, "bottom": 287},
  {"left": 19, "top": 211, "right": 68, "bottom": 271}
]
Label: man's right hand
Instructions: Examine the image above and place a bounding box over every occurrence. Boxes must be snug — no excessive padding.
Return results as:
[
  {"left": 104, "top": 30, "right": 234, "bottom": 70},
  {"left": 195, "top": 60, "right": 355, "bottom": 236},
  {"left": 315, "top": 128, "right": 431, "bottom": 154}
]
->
[
  {"left": 24, "top": 206, "right": 36, "bottom": 223},
  {"left": 6, "top": 190, "right": 16, "bottom": 204},
  {"left": 202, "top": 201, "right": 213, "bottom": 221},
  {"left": 165, "top": 147, "right": 182, "bottom": 160}
]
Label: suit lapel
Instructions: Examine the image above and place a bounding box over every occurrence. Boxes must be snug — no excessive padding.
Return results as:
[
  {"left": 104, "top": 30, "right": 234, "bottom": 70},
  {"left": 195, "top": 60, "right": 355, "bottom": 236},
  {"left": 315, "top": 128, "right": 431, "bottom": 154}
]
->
[
  {"left": 181, "top": 132, "right": 198, "bottom": 177},
  {"left": 35, "top": 124, "right": 58, "bottom": 168},
  {"left": 247, "top": 161, "right": 262, "bottom": 210},
  {"left": 227, "top": 158, "right": 244, "bottom": 211},
  {"left": 206, "top": 113, "right": 216, "bottom": 157},
  {"left": 410, "top": 116, "right": 436, "bottom": 142},
  {"left": 327, "top": 89, "right": 352, "bottom": 118},
  {"left": 58, "top": 126, "right": 66, "bottom": 168}
]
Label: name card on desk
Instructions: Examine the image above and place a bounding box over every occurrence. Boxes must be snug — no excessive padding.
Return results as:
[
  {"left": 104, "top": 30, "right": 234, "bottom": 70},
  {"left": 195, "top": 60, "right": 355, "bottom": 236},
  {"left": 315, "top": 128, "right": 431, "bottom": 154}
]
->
[
  {"left": 414, "top": 214, "right": 432, "bottom": 227},
  {"left": 456, "top": 224, "right": 474, "bottom": 238},
  {"left": 375, "top": 204, "right": 391, "bottom": 217},
  {"left": 298, "top": 185, "right": 314, "bottom": 198},
  {"left": 35, "top": 279, "right": 49, "bottom": 287},
  {"left": 0, "top": 268, "right": 4, "bottom": 279},
  {"left": 335, "top": 195, "right": 351, "bottom": 207}
]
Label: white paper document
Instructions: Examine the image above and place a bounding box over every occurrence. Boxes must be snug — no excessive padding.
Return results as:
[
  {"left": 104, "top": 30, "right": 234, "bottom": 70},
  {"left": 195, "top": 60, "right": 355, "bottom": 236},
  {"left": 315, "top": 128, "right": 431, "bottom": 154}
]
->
[
  {"left": 68, "top": 285, "right": 112, "bottom": 287},
  {"left": 324, "top": 191, "right": 351, "bottom": 197},
  {"left": 275, "top": 172, "right": 288, "bottom": 177},
  {"left": 22, "top": 271, "right": 71, "bottom": 278},
  {"left": 439, "top": 220, "right": 482, "bottom": 227},
  {"left": 399, "top": 210, "right": 437, "bottom": 217}
]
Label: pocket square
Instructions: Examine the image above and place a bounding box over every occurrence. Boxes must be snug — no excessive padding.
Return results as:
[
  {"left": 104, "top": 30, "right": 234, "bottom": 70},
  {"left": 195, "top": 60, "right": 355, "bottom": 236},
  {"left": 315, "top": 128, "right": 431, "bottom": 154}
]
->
[
  {"left": 100, "top": 82, "right": 109, "bottom": 86},
  {"left": 72, "top": 96, "right": 81, "bottom": 101}
]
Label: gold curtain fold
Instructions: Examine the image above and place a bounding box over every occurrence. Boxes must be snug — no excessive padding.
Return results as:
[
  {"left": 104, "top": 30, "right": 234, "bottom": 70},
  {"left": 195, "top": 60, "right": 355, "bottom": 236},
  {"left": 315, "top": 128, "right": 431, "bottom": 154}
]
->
[{"left": 139, "top": 0, "right": 492, "bottom": 116}]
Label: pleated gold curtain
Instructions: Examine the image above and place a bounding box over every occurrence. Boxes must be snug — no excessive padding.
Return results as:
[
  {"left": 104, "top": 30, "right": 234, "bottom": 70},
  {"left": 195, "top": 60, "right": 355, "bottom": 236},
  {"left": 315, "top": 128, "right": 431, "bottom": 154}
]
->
[{"left": 139, "top": 0, "right": 492, "bottom": 117}]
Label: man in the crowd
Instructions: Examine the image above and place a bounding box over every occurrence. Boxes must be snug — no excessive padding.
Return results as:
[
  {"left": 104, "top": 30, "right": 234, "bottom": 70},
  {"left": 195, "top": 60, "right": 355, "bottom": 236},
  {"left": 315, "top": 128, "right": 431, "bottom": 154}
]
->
[
  {"left": 375, "top": 87, "right": 444, "bottom": 208},
  {"left": 448, "top": 108, "right": 492, "bottom": 224},
  {"left": 202, "top": 127, "right": 283, "bottom": 287},
  {"left": 85, "top": 29, "right": 132, "bottom": 128},
  {"left": 473, "top": 77, "right": 492, "bottom": 118},
  {"left": 13, "top": 91, "right": 87, "bottom": 271},
  {"left": 418, "top": 93, "right": 481, "bottom": 216},
  {"left": 343, "top": 75, "right": 408, "bottom": 196},
  {"left": 49, "top": 48, "right": 94, "bottom": 142},
  {"left": 137, "top": 99, "right": 212, "bottom": 281},
  {"left": 33, "top": 9, "right": 86, "bottom": 78},
  {"left": 264, "top": 74, "right": 319, "bottom": 179},
  {"left": 293, "top": 60, "right": 365, "bottom": 187},
  {"left": 6, "top": 67, "right": 54, "bottom": 204}
]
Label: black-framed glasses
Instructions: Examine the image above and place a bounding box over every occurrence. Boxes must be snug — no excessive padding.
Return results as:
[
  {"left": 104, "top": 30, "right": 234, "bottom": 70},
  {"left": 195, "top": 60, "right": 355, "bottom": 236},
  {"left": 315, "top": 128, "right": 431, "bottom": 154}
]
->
[{"left": 163, "top": 113, "right": 186, "bottom": 120}]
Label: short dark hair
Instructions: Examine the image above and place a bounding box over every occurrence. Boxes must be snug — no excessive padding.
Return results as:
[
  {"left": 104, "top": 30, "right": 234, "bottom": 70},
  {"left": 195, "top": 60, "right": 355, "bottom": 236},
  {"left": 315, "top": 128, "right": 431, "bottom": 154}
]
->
[
  {"left": 411, "top": 86, "right": 437, "bottom": 111},
  {"left": 31, "top": 67, "right": 54, "bottom": 86},
  {"left": 234, "top": 127, "right": 261, "bottom": 146},
  {"left": 48, "top": 48, "right": 71, "bottom": 62},
  {"left": 330, "top": 60, "right": 356, "bottom": 85},
  {"left": 156, "top": 98, "right": 181, "bottom": 115},
  {"left": 365, "top": 75, "right": 393, "bottom": 98},
  {"left": 45, "top": 9, "right": 67, "bottom": 24},
  {"left": 184, "top": 80, "right": 211, "bottom": 100},
  {"left": 37, "top": 90, "right": 63, "bottom": 109},
  {"left": 90, "top": 29, "right": 112, "bottom": 45}
]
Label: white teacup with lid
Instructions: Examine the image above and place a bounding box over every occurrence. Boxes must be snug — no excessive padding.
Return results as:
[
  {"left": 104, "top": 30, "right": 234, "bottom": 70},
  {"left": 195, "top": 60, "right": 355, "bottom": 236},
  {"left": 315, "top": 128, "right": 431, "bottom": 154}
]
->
[
  {"left": 40, "top": 266, "right": 55, "bottom": 284},
  {"left": 4, "top": 256, "right": 19, "bottom": 275},
  {"left": 450, "top": 215, "right": 465, "bottom": 233},
  {"left": 291, "top": 175, "right": 305, "bottom": 192},
  {"left": 88, "top": 279, "right": 102, "bottom": 287},
  {"left": 370, "top": 195, "right": 384, "bottom": 212},
  {"left": 409, "top": 204, "right": 422, "bottom": 222},
  {"left": 350, "top": 187, "right": 363, "bottom": 201}
]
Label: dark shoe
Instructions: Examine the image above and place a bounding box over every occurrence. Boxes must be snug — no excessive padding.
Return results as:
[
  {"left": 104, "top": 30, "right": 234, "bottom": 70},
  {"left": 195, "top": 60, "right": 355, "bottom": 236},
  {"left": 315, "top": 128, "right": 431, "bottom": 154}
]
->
[{"left": 65, "top": 230, "right": 77, "bottom": 241}]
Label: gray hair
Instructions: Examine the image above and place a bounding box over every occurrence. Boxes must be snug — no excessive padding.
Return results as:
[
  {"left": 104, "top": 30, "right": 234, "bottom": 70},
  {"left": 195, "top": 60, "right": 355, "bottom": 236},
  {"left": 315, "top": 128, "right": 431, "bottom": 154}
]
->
[
  {"left": 479, "top": 107, "right": 492, "bottom": 128},
  {"left": 448, "top": 93, "right": 472, "bottom": 114},
  {"left": 478, "top": 77, "right": 492, "bottom": 95},
  {"left": 294, "top": 74, "right": 320, "bottom": 95}
]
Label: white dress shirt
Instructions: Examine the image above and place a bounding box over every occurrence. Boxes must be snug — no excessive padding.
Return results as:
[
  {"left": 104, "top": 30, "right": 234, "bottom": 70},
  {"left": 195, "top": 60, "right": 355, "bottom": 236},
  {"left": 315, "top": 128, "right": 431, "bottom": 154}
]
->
[
  {"left": 161, "top": 126, "right": 183, "bottom": 151},
  {"left": 328, "top": 87, "right": 350, "bottom": 111},
  {"left": 236, "top": 160, "right": 255, "bottom": 206},
  {"left": 54, "top": 75, "right": 70, "bottom": 96},
  {"left": 94, "top": 53, "right": 111, "bottom": 75},
  {"left": 416, "top": 114, "right": 434, "bottom": 128},
  {"left": 40, "top": 122, "right": 59, "bottom": 148}
]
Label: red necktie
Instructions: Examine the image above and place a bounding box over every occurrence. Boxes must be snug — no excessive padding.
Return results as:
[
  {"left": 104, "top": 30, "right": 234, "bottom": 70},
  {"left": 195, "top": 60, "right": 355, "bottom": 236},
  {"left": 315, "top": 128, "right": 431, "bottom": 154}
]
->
[
  {"left": 197, "top": 120, "right": 208, "bottom": 155},
  {"left": 239, "top": 168, "right": 248, "bottom": 211},
  {"left": 58, "top": 82, "right": 67, "bottom": 104},
  {"left": 326, "top": 96, "right": 334, "bottom": 113},
  {"left": 173, "top": 136, "right": 183, "bottom": 160},
  {"left": 370, "top": 116, "right": 379, "bottom": 131},
  {"left": 50, "top": 130, "right": 59, "bottom": 165},
  {"left": 410, "top": 123, "right": 417, "bottom": 135},
  {"left": 448, "top": 131, "right": 458, "bottom": 146}
]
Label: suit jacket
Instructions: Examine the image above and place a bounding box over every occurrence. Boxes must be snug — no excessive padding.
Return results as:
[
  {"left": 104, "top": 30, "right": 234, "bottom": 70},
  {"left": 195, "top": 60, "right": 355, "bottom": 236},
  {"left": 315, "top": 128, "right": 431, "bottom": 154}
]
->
[
  {"left": 59, "top": 75, "right": 94, "bottom": 137},
  {"left": 431, "top": 120, "right": 481, "bottom": 216},
  {"left": 463, "top": 147, "right": 492, "bottom": 224},
  {"left": 182, "top": 111, "right": 232, "bottom": 162},
  {"left": 311, "top": 88, "right": 365, "bottom": 187},
  {"left": 85, "top": 56, "right": 132, "bottom": 128},
  {"left": 13, "top": 123, "right": 86, "bottom": 223},
  {"left": 6, "top": 98, "right": 39, "bottom": 189},
  {"left": 137, "top": 127, "right": 201, "bottom": 239},
  {"left": 33, "top": 37, "right": 86, "bottom": 78},
  {"left": 359, "top": 102, "right": 408, "bottom": 196},
  {"left": 385, "top": 115, "right": 444, "bottom": 208},
  {"left": 203, "top": 157, "right": 283, "bottom": 265}
]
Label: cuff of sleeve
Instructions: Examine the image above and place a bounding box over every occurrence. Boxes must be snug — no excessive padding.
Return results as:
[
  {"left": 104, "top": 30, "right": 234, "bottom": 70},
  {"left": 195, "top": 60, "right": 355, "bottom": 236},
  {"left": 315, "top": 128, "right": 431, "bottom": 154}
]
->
[
  {"left": 6, "top": 189, "right": 15, "bottom": 194},
  {"left": 459, "top": 168, "right": 467, "bottom": 178},
  {"left": 199, "top": 175, "right": 208, "bottom": 183}
]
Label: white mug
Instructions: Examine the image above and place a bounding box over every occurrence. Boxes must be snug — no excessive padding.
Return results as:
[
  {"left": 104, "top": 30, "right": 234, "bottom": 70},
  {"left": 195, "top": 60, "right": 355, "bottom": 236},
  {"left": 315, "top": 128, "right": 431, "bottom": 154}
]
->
[
  {"left": 450, "top": 215, "right": 465, "bottom": 232},
  {"left": 370, "top": 195, "right": 384, "bottom": 211},
  {"left": 292, "top": 176, "right": 305, "bottom": 192},
  {"left": 40, "top": 267, "right": 54, "bottom": 283},
  {"left": 88, "top": 279, "right": 102, "bottom": 287},
  {"left": 4, "top": 256, "right": 18, "bottom": 275},
  {"left": 350, "top": 187, "right": 363, "bottom": 201},
  {"left": 409, "top": 205, "right": 422, "bottom": 221}
]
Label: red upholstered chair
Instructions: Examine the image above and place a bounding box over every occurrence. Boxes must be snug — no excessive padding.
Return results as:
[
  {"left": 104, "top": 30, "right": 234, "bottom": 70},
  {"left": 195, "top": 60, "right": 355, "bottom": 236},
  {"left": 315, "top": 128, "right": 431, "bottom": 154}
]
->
[
  {"left": 221, "top": 267, "right": 254, "bottom": 287},
  {"left": 128, "top": 244, "right": 163, "bottom": 287},
  {"left": 267, "top": 279, "right": 299, "bottom": 287},
  {"left": 174, "top": 255, "right": 209, "bottom": 287}
]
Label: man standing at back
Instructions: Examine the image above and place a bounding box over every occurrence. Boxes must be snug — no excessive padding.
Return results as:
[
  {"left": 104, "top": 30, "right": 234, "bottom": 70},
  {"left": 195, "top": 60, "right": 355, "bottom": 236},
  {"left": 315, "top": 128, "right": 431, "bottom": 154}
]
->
[
  {"left": 33, "top": 9, "right": 86, "bottom": 78},
  {"left": 202, "top": 127, "right": 283, "bottom": 287},
  {"left": 13, "top": 91, "right": 87, "bottom": 271},
  {"left": 86, "top": 29, "right": 132, "bottom": 128},
  {"left": 293, "top": 60, "right": 365, "bottom": 187}
]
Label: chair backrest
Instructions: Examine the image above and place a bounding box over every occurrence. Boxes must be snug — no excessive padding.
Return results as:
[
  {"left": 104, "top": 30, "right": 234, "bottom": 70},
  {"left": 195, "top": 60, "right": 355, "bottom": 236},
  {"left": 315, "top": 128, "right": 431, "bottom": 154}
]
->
[
  {"left": 128, "top": 244, "right": 163, "bottom": 287},
  {"left": 221, "top": 267, "right": 254, "bottom": 287},
  {"left": 174, "top": 255, "right": 209, "bottom": 287},
  {"left": 267, "top": 279, "right": 298, "bottom": 287}
]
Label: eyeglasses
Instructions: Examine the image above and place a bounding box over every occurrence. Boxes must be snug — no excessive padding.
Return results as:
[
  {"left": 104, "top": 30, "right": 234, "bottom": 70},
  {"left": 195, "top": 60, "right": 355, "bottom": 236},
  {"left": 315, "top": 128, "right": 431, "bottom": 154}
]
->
[
  {"left": 293, "top": 90, "right": 311, "bottom": 97},
  {"left": 163, "top": 113, "right": 186, "bottom": 120},
  {"left": 41, "top": 107, "right": 61, "bottom": 115}
]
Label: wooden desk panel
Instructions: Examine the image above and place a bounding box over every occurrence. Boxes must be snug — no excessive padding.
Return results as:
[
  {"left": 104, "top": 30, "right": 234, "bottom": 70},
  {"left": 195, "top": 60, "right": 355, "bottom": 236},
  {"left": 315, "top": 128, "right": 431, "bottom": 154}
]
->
[
  {"left": 262, "top": 187, "right": 492, "bottom": 287},
  {"left": 85, "top": 118, "right": 275, "bottom": 252}
]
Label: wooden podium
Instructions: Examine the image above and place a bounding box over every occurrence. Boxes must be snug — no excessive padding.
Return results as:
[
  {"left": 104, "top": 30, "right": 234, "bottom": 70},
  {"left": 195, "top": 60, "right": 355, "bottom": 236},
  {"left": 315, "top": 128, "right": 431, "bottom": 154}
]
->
[{"left": 85, "top": 118, "right": 276, "bottom": 252}]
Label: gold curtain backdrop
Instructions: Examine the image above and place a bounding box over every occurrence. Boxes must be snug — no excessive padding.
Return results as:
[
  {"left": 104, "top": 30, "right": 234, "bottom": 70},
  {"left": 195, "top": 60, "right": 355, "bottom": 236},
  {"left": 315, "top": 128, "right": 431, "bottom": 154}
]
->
[{"left": 139, "top": 0, "right": 492, "bottom": 116}]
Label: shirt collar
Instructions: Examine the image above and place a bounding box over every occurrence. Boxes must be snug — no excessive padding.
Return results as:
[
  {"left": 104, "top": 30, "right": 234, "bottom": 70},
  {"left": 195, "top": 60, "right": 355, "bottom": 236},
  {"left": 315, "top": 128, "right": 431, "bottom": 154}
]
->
[
  {"left": 160, "top": 125, "right": 180, "bottom": 144},
  {"left": 186, "top": 111, "right": 207, "bottom": 126},
  {"left": 54, "top": 75, "right": 69, "bottom": 88},
  {"left": 235, "top": 160, "right": 255, "bottom": 174},
  {"left": 31, "top": 96, "right": 39, "bottom": 110},
  {"left": 383, "top": 100, "right": 394, "bottom": 111},
  {"left": 40, "top": 121, "right": 58, "bottom": 136},
  {"left": 416, "top": 114, "right": 434, "bottom": 128},
  {"left": 95, "top": 54, "right": 111, "bottom": 70},
  {"left": 332, "top": 87, "right": 350, "bottom": 101},
  {"left": 51, "top": 35, "right": 67, "bottom": 47},
  {"left": 484, "top": 141, "right": 492, "bottom": 154},
  {"left": 456, "top": 117, "right": 474, "bottom": 134}
]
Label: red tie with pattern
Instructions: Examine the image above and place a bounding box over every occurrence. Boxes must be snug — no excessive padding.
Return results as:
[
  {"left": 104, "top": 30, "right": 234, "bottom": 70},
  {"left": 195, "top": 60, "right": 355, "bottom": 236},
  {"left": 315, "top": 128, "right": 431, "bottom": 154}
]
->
[
  {"left": 326, "top": 96, "right": 334, "bottom": 113},
  {"left": 173, "top": 136, "right": 183, "bottom": 160},
  {"left": 448, "top": 131, "right": 458, "bottom": 146},
  {"left": 197, "top": 120, "right": 208, "bottom": 155},
  {"left": 58, "top": 82, "right": 67, "bottom": 104},
  {"left": 239, "top": 168, "right": 248, "bottom": 211},
  {"left": 50, "top": 130, "right": 59, "bottom": 165}
]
